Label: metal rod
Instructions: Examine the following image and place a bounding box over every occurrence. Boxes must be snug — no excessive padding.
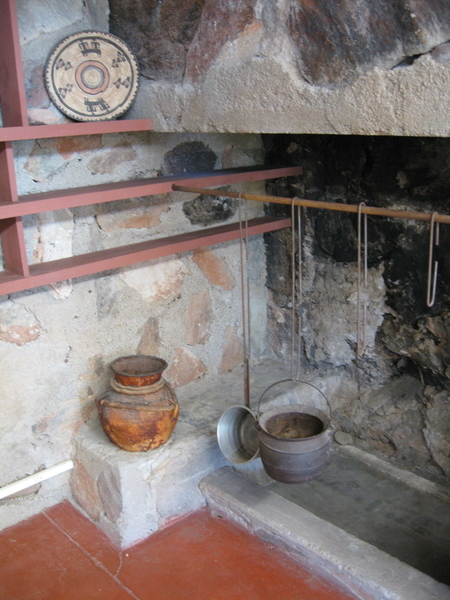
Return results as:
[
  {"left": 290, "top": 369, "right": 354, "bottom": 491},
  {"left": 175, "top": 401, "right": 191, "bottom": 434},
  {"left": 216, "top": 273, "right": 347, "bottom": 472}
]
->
[
  {"left": 291, "top": 198, "right": 297, "bottom": 382},
  {"left": 172, "top": 184, "right": 450, "bottom": 224},
  {"left": 238, "top": 193, "right": 251, "bottom": 408}
]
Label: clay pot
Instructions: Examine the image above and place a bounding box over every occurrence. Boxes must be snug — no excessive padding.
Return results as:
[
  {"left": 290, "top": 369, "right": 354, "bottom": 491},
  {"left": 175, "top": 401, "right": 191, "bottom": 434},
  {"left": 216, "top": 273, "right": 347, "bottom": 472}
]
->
[{"left": 96, "top": 355, "right": 179, "bottom": 452}]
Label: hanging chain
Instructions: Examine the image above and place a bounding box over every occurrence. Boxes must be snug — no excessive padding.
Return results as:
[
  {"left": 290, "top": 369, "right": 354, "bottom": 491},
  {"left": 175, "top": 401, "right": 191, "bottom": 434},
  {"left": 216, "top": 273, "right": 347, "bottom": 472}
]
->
[
  {"left": 291, "top": 197, "right": 304, "bottom": 382},
  {"left": 356, "top": 202, "right": 368, "bottom": 357}
]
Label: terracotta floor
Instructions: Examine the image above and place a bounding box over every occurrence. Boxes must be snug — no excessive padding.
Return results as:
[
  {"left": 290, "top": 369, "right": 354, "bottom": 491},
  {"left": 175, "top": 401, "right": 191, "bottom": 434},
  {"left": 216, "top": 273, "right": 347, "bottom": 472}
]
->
[{"left": 0, "top": 501, "right": 358, "bottom": 600}]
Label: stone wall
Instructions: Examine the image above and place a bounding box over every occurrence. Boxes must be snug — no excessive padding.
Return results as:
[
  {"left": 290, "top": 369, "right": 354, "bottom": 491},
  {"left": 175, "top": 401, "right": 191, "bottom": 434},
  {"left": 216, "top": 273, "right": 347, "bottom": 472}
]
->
[
  {"left": 111, "top": 0, "right": 450, "bottom": 136},
  {"left": 0, "top": 0, "right": 267, "bottom": 528},
  {"left": 3, "top": 0, "right": 450, "bottom": 530}
]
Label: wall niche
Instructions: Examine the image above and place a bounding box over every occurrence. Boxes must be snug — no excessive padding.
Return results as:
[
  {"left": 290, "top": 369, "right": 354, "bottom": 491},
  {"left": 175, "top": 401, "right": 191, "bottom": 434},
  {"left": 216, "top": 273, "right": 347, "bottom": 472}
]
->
[{"left": 263, "top": 134, "right": 450, "bottom": 481}]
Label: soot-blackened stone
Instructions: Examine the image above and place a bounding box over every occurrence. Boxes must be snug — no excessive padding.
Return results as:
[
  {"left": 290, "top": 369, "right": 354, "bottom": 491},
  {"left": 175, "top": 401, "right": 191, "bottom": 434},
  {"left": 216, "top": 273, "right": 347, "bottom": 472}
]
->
[
  {"left": 315, "top": 210, "right": 357, "bottom": 263},
  {"left": 264, "top": 228, "right": 292, "bottom": 303},
  {"left": 183, "top": 193, "right": 237, "bottom": 226},
  {"left": 263, "top": 134, "right": 450, "bottom": 386},
  {"left": 288, "top": 0, "right": 450, "bottom": 87},
  {"left": 162, "top": 141, "right": 217, "bottom": 175},
  {"left": 109, "top": 0, "right": 205, "bottom": 82}
]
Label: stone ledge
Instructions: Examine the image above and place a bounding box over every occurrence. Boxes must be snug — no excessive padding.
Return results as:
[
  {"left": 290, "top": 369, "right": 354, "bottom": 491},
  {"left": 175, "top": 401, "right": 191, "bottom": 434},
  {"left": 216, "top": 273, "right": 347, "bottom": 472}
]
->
[
  {"left": 70, "top": 417, "right": 227, "bottom": 548},
  {"left": 200, "top": 467, "right": 450, "bottom": 600},
  {"left": 69, "top": 358, "right": 291, "bottom": 548}
]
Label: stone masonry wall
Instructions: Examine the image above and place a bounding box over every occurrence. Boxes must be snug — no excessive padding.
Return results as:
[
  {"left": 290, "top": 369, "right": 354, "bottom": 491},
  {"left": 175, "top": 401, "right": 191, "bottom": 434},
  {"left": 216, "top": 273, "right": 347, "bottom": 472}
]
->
[
  {"left": 112, "top": 0, "right": 450, "bottom": 136},
  {"left": 4, "top": 0, "right": 450, "bottom": 531},
  {"left": 0, "top": 0, "right": 267, "bottom": 528}
]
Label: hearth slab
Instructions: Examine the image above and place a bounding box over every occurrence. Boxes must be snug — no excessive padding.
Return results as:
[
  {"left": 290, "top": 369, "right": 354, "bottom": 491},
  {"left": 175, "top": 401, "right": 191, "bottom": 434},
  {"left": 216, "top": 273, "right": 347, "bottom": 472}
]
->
[{"left": 200, "top": 464, "right": 450, "bottom": 600}]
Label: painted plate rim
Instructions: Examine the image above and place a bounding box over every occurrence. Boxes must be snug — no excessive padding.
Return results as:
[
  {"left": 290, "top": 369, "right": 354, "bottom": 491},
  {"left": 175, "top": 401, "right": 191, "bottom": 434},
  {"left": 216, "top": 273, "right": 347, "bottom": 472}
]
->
[{"left": 45, "top": 30, "right": 140, "bottom": 122}]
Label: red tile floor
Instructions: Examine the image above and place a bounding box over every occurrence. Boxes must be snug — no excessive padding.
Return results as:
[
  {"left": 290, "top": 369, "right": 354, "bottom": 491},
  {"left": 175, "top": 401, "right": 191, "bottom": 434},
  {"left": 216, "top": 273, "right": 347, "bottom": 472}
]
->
[{"left": 0, "top": 500, "right": 358, "bottom": 600}]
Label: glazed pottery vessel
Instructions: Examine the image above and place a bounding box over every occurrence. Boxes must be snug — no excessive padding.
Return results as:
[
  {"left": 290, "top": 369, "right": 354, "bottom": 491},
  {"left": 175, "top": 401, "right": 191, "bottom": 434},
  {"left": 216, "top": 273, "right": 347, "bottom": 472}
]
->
[{"left": 96, "top": 355, "right": 179, "bottom": 452}]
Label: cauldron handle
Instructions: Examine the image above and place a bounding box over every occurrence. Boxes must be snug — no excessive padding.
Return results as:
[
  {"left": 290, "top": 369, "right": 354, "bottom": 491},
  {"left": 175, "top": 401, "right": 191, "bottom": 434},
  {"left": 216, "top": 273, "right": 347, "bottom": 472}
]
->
[{"left": 256, "top": 379, "right": 332, "bottom": 424}]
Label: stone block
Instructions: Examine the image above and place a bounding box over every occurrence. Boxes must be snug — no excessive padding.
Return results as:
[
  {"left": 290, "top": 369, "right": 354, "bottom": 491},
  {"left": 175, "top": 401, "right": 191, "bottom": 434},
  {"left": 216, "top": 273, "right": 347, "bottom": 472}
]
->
[
  {"left": 120, "top": 258, "right": 189, "bottom": 306},
  {"left": 87, "top": 146, "right": 137, "bottom": 175},
  {"left": 162, "top": 141, "right": 217, "bottom": 175},
  {"left": 185, "top": 0, "right": 257, "bottom": 81},
  {"left": 97, "top": 470, "right": 122, "bottom": 523},
  {"left": 96, "top": 197, "right": 167, "bottom": 232},
  {"left": 185, "top": 289, "right": 213, "bottom": 346},
  {"left": 192, "top": 248, "right": 235, "bottom": 289},
  {"left": 71, "top": 420, "right": 157, "bottom": 547},
  {"left": 69, "top": 459, "right": 102, "bottom": 522},
  {"left": 0, "top": 301, "right": 40, "bottom": 346},
  {"left": 183, "top": 194, "right": 238, "bottom": 227},
  {"left": 220, "top": 326, "right": 243, "bottom": 373},
  {"left": 425, "top": 390, "right": 450, "bottom": 477},
  {"left": 71, "top": 401, "right": 224, "bottom": 546},
  {"left": 137, "top": 318, "right": 161, "bottom": 356},
  {"left": 165, "top": 347, "right": 206, "bottom": 387}
]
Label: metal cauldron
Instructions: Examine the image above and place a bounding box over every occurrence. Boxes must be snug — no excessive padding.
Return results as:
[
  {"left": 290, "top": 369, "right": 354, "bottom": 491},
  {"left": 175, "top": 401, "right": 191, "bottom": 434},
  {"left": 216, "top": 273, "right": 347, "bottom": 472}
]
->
[
  {"left": 256, "top": 380, "right": 335, "bottom": 483},
  {"left": 217, "top": 378, "right": 334, "bottom": 483}
]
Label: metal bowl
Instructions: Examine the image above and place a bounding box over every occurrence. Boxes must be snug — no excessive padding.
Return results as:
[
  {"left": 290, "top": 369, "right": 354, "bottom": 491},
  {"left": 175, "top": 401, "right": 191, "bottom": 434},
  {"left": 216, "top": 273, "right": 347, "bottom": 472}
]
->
[{"left": 217, "top": 405, "right": 259, "bottom": 464}]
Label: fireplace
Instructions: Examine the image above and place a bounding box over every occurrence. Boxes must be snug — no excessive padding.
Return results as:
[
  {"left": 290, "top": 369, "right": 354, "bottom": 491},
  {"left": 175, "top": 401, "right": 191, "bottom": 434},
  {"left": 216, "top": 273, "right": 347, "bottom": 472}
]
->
[{"left": 1, "top": 1, "right": 450, "bottom": 597}]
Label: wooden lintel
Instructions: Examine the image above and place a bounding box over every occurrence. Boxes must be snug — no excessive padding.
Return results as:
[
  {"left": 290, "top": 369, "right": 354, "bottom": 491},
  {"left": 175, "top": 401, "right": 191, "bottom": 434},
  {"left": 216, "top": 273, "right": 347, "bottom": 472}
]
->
[{"left": 0, "top": 216, "right": 291, "bottom": 296}]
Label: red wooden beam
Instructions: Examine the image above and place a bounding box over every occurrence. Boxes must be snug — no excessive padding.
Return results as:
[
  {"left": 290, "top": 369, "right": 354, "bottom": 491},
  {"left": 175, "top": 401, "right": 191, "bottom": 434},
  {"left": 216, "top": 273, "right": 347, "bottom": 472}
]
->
[
  {"left": 0, "top": 0, "right": 28, "bottom": 126},
  {"left": 0, "top": 166, "right": 303, "bottom": 219},
  {"left": 0, "top": 119, "right": 154, "bottom": 142},
  {"left": 0, "top": 142, "right": 29, "bottom": 276},
  {"left": 0, "top": 0, "right": 30, "bottom": 277},
  {"left": 0, "top": 216, "right": 291, "bottom": 295}
]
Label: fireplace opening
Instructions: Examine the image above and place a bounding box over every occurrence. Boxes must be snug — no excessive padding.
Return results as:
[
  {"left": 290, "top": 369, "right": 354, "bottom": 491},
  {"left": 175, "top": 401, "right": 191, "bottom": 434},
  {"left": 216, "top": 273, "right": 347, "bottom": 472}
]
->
[{"left": 262, "top": 133, "right": 450, "bottom": 486}]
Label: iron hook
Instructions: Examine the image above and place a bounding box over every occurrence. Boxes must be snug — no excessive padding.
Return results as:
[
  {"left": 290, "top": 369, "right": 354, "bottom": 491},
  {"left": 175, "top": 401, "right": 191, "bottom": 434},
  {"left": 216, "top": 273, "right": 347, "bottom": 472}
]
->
[{"left": 426, "top": 212, "right": 440, "bottom": 308}]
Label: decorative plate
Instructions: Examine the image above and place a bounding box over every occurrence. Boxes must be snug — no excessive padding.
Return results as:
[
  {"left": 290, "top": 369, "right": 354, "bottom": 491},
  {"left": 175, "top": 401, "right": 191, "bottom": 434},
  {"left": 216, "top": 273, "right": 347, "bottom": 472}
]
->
[{"left": 45, "top": 31, "right": 139, "bottom": 122}]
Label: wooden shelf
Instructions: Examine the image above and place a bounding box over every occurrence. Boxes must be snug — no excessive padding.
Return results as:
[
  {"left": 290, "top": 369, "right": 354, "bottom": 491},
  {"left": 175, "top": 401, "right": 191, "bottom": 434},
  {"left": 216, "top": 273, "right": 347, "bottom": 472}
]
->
[
  {"left": 0, "top": 166, "right": 302, "bottom": 219},
  {"left": 0, "top": 0, "right": 300, "bottom": 295},
  {"left": 0, "top": 119, "right": 153, "bottom": 142},
  {"left": 0, "top": 216, "right": 291, "bottom": 295}
]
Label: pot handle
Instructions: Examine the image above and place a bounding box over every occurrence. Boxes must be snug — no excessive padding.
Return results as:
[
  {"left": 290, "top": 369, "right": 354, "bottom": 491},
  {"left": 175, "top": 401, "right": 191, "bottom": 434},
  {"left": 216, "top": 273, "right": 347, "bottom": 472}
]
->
[{"left": 256, "top": 378, "right": 333, "bottom": 422}]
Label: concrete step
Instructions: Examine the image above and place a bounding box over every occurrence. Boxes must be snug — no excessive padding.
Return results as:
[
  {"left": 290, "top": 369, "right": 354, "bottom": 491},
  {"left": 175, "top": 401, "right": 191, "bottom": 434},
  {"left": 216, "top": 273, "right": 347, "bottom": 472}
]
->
[{"left": 200, "top": 466, "right": 450, "bottom": 600}]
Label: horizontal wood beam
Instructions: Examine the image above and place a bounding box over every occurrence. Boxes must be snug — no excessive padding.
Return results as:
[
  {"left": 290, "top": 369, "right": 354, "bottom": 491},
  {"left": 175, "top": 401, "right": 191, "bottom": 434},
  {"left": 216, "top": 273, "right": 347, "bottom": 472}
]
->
[
  {"left": 173, "top": 183, "right": 450, "bottom": 224},
  {"left": 0, "top": 216, "right": 291, "bottom": 296},
  {"left": 0, "top": 119, "right": 153, "bottom": 142},
  {"left": 0, "top": 166, "right": 303, "bottom": 219}
]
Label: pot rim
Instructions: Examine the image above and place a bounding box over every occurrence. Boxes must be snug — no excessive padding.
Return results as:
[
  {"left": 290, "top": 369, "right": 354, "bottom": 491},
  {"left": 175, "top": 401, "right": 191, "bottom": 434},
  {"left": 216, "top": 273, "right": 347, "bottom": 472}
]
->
[
  {"left": 111, "top": 354, "right": 168, "bottom": 377},
  {"left": 258, "top": 403, "right": 332, "bottom": 442}
]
